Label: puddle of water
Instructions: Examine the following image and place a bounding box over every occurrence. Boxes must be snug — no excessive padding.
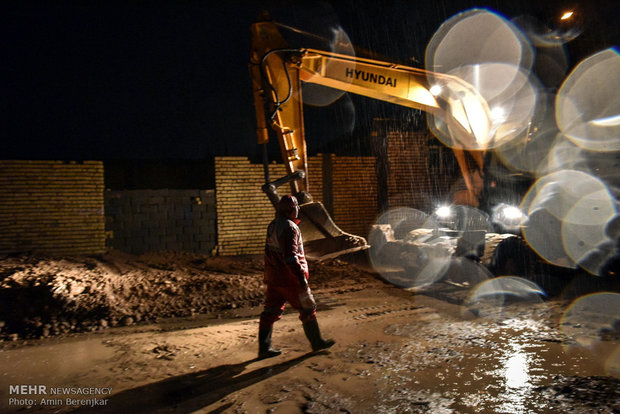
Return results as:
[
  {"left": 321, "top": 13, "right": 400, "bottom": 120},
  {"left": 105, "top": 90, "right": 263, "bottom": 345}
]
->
[{"left": 373, "top": 316, "right": 615, "bottom": 413}]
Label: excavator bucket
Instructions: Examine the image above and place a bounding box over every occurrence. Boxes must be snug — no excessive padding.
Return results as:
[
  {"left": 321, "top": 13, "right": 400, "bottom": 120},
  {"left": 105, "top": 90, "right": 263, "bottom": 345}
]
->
[{"left": 297, "top": 201, "right": 368, "bottom": 261}]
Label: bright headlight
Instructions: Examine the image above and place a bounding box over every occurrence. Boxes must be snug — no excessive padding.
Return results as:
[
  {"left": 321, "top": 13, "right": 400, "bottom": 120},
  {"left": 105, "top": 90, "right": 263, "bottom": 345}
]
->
[
  {"left": 435, "top": 205, "right": 453, "bottom": 218},
  {"left": 492, "top": 203, "right": 526, "bottom": 232}
]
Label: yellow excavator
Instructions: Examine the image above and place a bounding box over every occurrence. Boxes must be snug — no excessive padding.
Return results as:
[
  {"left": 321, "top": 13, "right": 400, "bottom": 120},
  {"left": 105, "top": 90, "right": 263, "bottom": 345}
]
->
[{"left": 250, "top": 13, "right": 492, "bottom": 260}]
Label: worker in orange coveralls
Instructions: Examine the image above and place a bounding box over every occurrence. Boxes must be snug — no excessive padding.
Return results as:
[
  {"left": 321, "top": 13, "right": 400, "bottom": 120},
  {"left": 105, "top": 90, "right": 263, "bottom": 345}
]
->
[{"left": 258, "top": 194, "right": 335, "bottom": 359}]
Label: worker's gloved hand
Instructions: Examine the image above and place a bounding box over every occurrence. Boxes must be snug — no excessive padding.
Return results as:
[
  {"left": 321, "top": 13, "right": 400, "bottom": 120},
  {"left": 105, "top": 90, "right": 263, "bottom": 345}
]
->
[{"left": 298, "top": 287, "right": 316, "bottom": 310}]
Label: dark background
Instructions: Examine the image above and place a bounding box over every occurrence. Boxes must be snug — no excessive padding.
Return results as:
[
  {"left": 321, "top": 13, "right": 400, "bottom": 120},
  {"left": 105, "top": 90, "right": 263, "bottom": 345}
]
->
[{"left": 2, "top": 1, "right": 618, "bottom": 187}]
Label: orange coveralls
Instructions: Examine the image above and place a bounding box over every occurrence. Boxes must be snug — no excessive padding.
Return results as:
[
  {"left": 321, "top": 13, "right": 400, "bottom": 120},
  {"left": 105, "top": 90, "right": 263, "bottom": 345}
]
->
[{"left": 259, "top": 216, "right": 317, "bottom": 330}]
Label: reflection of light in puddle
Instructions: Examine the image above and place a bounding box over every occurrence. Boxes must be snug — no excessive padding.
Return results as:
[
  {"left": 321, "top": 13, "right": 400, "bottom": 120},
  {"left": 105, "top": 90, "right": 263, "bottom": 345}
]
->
[
  {"left": 499, "top": 343, "right": 532, "bottom": 413},
  {"left": 505, "top": 351, "right": 529, "bottom": 388}
]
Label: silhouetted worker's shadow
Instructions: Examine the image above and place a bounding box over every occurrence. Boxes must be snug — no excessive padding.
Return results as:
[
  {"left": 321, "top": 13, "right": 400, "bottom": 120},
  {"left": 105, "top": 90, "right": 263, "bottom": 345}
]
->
[{"left": 70, "top": 352, "right": 319, "bottom": 413}]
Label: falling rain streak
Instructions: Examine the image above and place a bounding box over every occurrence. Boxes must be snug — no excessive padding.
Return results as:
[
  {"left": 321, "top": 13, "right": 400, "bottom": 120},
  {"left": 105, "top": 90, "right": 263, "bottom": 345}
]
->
[{"left": 358, "top": 5, "right": 620, "bottom": 398}]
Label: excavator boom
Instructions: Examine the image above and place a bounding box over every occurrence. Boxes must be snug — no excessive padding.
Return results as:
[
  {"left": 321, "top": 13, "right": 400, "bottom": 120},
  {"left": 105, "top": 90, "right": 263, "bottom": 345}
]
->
[{"left": 250, "top": 16, "right": 493, "bottom": 259}]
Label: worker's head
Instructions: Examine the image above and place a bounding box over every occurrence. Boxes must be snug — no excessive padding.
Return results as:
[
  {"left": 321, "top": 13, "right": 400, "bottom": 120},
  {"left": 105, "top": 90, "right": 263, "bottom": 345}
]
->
[{"left": 277, "top": 195, "right": 299, "bottom": 219}]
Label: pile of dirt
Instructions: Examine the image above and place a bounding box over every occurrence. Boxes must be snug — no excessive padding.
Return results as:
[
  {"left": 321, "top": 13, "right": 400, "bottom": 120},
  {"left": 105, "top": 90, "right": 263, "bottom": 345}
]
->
[{"left": 0, "top": 250, "right": 379, "bottom": 341}]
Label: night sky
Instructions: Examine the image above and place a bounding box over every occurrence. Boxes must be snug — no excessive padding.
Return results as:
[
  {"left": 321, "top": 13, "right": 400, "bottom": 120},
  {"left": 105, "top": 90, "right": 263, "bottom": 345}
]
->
[{"left": 3, "top": 0, "right": 618, "bottom": 161}]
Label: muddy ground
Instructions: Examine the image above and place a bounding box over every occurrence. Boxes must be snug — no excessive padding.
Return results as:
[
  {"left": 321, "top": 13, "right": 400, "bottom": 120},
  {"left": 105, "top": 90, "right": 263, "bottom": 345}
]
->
[{"left": 0, "top": 250, "right": 619, "bottom": 413}]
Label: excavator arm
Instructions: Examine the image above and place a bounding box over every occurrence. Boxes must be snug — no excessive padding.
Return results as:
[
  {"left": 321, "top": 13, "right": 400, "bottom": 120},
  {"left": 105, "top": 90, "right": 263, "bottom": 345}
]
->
[{"left": 250, "top": 16, "right": 493, "bottom": 259}]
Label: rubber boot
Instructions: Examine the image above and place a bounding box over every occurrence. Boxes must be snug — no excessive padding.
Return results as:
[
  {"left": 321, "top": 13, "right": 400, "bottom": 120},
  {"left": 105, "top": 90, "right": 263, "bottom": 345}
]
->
[
  {"left": 258, "top": 328, "right": 282, "bottom": 359},
  {"left": 302, "top": 319, "right": 335, "bottom": 352}
]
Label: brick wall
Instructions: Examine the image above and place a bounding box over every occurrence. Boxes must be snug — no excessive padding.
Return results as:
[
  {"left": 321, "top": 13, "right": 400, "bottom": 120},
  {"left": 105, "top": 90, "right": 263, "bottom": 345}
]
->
[
  {"left": 385, "top": 131, "right": 433, "bottom": 209},
  {"left": 214, "top": 155, "right": 377, "bottom": 256},
  {"left": 330, "top": 156, "right": 377, "bottom": 237},
  {"left": 105, "top": 189, "right": 216, "bottom": 254},
  {"left": 0, "top": 160, "right": 105, "bottom": 255},
  {"left": 0, "top": 130, "right": 455, "bottom": 257},
  {"left": 307, "top": 156, "right": 324, "bottom": 204},
  {"left": 383, "top": 131, "right": 458, "bottom": 211},
  {"left": 215, "top": 157, "right": 286, "bottom": 256}
]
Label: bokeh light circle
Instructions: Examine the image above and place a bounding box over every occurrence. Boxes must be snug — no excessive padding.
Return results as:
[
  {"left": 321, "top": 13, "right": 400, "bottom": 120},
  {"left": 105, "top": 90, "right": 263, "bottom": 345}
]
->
[
  {"left": 560, "top": 293, "right": 620, "bottom": 377},
  {"left": 464, "top": 276, "right": 545, "bottom": 320},
  {"left": 512, "top": 14, "right": 583, "bottom": 48},
  {"left": 425, "top": 9, "right": 537, "bottom": 150},
  {"left": 556, "top": 48, "right": 620, "bottom": 152},
  {"left": 562, "top": 188, "right": 617, "bottom": 274},
  {"left": 368, "top": 207, "right": 453, "bottom": 289},
  {"left": 494, "top": 92, "right": 558, "bottom": 173},
  {"left": 272, "top": 2, "right": 354, "bottom": 108},
  {"left": 521, "top": 170, "right": 616, "bottom": 270},
  {"left": 539, "top": 136, "right": 589, "bottom": 176},
  {"left": 446, "top": 63, "right": 539, "bottom": 149},
  {"left": 426, "top": 9, "right": 533, "bottom": 75},
  {"left": 301, "top": 26, "right": 355, "bottom": 107}
]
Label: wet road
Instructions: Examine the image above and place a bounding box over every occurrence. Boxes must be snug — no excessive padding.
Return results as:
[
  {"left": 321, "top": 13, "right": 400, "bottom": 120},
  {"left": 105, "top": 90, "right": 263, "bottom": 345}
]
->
[{"left": 1, "top": 282, "right": 618, "bottom": 413}]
